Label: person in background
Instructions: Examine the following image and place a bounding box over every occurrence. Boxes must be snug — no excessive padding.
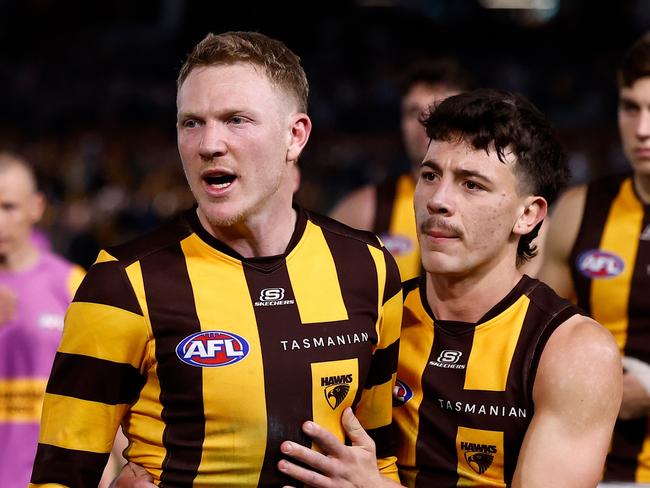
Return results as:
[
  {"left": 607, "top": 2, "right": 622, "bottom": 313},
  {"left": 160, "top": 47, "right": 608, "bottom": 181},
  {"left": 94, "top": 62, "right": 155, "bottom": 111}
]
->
[
  {"left": 540, "top": 31, "right": 650, "bottom": 483},
  {"left": 330, "top": 59, "right": 472, "bottom": 281}
]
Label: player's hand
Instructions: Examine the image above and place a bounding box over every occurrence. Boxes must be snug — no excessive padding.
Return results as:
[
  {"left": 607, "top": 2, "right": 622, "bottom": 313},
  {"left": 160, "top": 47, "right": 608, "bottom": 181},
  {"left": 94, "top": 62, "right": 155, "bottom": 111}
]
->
[
  {"left": 278, "top": 407, "right": 393, "bottom": 488},
  {"left": 619, "top": 371, "right": 650, "bottom": 420},
  {"left": 0, "top": 285, "right": 16, "bottom": 325},
  {"left": 108, "top": 462, "right": 156, "bottom": 488}
]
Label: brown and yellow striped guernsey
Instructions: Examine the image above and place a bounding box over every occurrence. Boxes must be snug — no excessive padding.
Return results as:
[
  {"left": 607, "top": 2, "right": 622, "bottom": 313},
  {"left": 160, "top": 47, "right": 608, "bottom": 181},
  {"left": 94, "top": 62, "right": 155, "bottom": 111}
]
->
[
  {"left": 393, "top": 275, "right": 580, "bottom": 487},
  {"left": 30, "top": 206, "right": 402, "bottom": 488},
  {"left": 568, "top": 174, "right": 650, "bottom": 481},
  {"left": 374, "top": 173, "right": 421, "bottom": 282}
]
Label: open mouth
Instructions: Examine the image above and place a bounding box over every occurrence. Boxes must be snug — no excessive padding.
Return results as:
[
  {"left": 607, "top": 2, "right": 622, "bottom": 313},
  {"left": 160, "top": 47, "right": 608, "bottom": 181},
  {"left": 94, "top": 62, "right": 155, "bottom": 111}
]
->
[{"left": 204, "top": 173, "right": 237, "bottom": 189}]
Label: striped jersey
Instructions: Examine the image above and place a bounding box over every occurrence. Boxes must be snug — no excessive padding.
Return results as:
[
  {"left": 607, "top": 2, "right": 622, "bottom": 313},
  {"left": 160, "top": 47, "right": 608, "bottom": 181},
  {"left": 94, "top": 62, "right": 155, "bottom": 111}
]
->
[
  {"left": 374, "top": 173, "right": 421, "bottom": 282},
  {"left": 0, "top": 251, "right": 84, "bottom": 487},
  {"left": 568, "top": 175, "right": 650, "bottom": 481},
  {"left": 30, "top": 207, "right": 402, "bottom": 488},
  {"left": 393, "top": 275, "right": 579, "bottom": 487}
]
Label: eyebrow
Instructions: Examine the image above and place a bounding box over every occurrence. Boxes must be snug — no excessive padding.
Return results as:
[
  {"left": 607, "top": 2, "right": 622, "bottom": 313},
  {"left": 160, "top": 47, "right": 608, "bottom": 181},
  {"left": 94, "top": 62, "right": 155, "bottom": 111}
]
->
[{"left": 421, "top": 159, "right": 495, "bottom": 185}]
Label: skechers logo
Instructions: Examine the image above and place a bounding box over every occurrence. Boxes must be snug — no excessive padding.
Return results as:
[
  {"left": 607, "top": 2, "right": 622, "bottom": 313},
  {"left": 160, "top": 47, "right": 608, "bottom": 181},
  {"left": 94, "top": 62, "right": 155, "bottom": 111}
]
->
[
  {"left": 429, "top": 350, "right": 465, "bottom": 369},
  {"left": 380, "top": 233, "right": 413, "bottom": 256},
  {"left": 254, "top": 287, "right": 295, "bottom": 307},
  {"left": 461, "top": 441, "right": 496, "bottom": 475},
  {"left": 577, "top": 250, "right": 624, "bottom": 279},
  {"left": 176, "top": 331, "right": 249, "bottom": 367},
  {"left": 393, "top": 379, "right": 413, "bottom": 407},
  {"left": 322, "top": 374, "right": 353, "bottom": 410}
]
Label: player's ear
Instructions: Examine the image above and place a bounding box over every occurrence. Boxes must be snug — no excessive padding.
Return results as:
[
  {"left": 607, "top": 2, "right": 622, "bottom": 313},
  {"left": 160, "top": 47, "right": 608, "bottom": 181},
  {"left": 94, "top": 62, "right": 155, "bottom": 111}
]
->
[
  {"left": 29, "top": 191, "right": 46, "bottom": 225},
  {"left": 286, "top": 113, "right": 312, "bottom": 163},
  {"left": 513, "top": 196, "right": 547, "bottom": 236}
]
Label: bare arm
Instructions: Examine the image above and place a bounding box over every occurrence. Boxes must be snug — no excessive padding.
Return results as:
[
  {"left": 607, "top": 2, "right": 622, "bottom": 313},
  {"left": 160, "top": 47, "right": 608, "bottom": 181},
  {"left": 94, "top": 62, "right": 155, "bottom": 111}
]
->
[
  {"left": 537, "top": 185, "right": 586, "bottom": 299},
  {"left": 512, "top": 315, "right": 622, "bottom": 487},
  {"left": 277, "top": 408, "right": 403, "bottom": 488},
  {"left": 329, "top": 185, "right": 377, "bottom": 231}
]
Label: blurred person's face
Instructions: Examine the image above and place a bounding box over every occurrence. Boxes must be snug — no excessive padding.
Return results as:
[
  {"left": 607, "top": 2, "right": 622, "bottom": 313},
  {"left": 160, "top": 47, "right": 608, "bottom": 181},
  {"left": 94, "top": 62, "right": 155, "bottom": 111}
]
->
[
  {"left": 414, "top": 139, "right": 545, "bottom": 278},
  {"left": 176, "top": 63, "right": 310, "bottom": 231},
  {"left": 0, "top": 164, "right": 44, "bottom": 259},
  {"left": 618, "top": 77, "right": 650, "bottom": 178},
  {"left": 401, "top": 82, "right": 460, "bottom": 174}
]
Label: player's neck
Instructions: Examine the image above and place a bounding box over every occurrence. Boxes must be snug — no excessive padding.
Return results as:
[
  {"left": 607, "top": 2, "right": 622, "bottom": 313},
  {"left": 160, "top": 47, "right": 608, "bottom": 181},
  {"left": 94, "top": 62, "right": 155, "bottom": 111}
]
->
[
  {"left": 425, "top": 260, "right": 523, "bottom": 323},
  {"left": 202, "top": 205, "right": 298, "bottom": 259},
  {"left": 0, "top": 241, "right": 40, "bottom": 273},
  {"left": 634, "top": 172, "right": 650, "bottom": 204}
]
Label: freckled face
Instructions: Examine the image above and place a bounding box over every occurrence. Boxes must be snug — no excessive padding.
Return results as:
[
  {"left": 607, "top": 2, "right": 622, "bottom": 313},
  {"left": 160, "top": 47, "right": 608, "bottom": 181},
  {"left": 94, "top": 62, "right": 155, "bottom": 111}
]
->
[{"left": 414, "top": 139, "right": 529, "bottom": 277}]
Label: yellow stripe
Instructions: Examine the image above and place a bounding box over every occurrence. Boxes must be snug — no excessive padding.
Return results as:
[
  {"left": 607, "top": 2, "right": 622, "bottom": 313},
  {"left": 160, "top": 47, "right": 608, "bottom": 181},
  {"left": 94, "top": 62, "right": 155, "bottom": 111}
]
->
[
  {"left": 39, "top": 393, "right": 126, "bottom": 453},
  {"left": 354, "top": 374, "right": 395, "bottom": 430},
  {"left": 591, "top": 178, "right": 644, "bottom": 351},
  {"left": 125, "top": 261, "right": 153, "bottom": 340},
  {"left": 66, "top": 264, "right": 85, "bottom": 297},
  {"left": 58, "top": 302, "right": 149, "bottom": 368},
  {"left": 456, "top": 426, "right": 505, "bottom": 486},
  {"left": 388, "top": 174, "right": 420, "bottom": 282},
  {"left": 464, "top": 296, "right": 529, "bottom": 391},
  {"left": 286, "top": 222, "right": 348, "bottom": 324},
  {"left": 93, "top": 250, "right": 117, "bottom": 265},
  {"left": 180, "top": 235, "right": 267, "bottom": 487},
  {"left": 311, "top": 359, "right": 359, "bottom": 446},
  {"left": 636, "top": 428, "right": 650, "bottom": 482},
  {"left": 0, "top": 378, "right": 47, "bottom": 422},
  {"left": 368, "top": 245, "right": 402, "bottom": 348},
  {"left": 394, "top": 288, "right": 434, "bottom": 475},
  {"left": 29, "top": 484, "right": 68, "bottom": 487}
]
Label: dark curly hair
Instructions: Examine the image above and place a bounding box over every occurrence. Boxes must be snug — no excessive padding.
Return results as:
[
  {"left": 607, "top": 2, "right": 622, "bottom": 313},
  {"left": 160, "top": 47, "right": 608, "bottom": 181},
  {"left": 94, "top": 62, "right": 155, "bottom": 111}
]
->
[{"left": 422, "top": 88, "right": 569, "bottom": 264}]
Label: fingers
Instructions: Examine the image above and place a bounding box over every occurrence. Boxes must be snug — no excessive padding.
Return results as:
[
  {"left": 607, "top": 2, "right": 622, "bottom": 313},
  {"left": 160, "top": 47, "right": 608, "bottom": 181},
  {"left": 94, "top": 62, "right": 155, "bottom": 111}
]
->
[
  {"left": 341, "top": 407, "right": 375, "bottom": 452},
  {"left": 278, "top": 458, "right": 330, "bottom": 488},
  {"left": 301, "top": 420, "right": 347, "bottom": 457}
]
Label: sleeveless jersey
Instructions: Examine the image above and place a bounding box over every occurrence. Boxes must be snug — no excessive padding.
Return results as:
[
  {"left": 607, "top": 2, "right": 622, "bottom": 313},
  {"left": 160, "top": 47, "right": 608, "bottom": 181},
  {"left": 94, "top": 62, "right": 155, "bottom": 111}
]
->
[
  {"left": 30, "top": 207, "right": 402, "bottom": 488},
  {"left": 569, "top": 174, "right": 650, "bottom": 481},
  {"left": 374, "top": 173, "right": 421, "bottom": 282},
  {"left": 393, "top": 275, "right": 579, "bottom": 487}
]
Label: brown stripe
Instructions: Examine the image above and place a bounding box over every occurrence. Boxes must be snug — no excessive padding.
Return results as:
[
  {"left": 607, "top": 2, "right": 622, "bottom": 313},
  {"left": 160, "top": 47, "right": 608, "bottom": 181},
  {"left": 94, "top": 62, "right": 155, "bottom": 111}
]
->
[
  {"left": 365, "top": 339, "right": 400, "bottom": 388},
  {"left": 31, "top": 443, "right": 109, "bottom": 486},
  {"left": 382, "top": 246, "right": 402, "bottom": 304},
  {"left": 366, "top": 423, "right": 397, "bottom": 459},
  {"left": 243, "top": 261, "right": 312, "bottom": 487},
  {"left": 415, "top": 326, "right": 475, "bottom": 487},
  {"left": 46, "top": 352, "right": 144, "bottom": 405},
  {"left": 374, "top": 176, "right": 399, "bottom": 234},
  {"left": 625, "top": 207, "right": 650, "bottom": 362},
  {"left": 140, "top": 243, "right": 204, "bottom": 487},
  {"left": 569, "top": 176, "right": 627, "bottom": 316},
  {"left": 73, "top": 260, "right": 142, "bottom": 315}
]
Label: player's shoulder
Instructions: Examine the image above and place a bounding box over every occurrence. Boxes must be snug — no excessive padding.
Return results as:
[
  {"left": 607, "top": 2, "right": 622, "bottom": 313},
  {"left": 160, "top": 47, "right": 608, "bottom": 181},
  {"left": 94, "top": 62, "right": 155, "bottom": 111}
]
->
[
  {"left": 306, "top": 208, "right": 383, "bottom": 249},
  {"left": 102, "top": 211, "right": 193, "bottom": 267}
]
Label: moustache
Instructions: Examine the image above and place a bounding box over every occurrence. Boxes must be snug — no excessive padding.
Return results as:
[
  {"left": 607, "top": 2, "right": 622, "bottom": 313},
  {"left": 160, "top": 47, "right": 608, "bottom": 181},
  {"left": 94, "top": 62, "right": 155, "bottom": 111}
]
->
[{"left": 420, "top": 217, "right": 462, "bottom": 237}]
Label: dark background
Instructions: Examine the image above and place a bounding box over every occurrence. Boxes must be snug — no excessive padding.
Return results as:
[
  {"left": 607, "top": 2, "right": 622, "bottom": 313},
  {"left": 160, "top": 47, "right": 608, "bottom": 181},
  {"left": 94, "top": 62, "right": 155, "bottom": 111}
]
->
[{"left": 1, "top": 0, "right": 647, "bottom": 267}]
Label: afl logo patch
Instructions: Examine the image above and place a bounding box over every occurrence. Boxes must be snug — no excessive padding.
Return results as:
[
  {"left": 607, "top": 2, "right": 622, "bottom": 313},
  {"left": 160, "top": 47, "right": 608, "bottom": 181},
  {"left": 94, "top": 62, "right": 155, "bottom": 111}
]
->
[
  {"left": 577, "top": 250, "right": 624, "bottom": 279},
  {"left": 393, "top": 379, "right": 413, "bottom": 407},
  {"left": 176, "top": 330, "right": 250, "bottom": 367},
  {"left": 380, "top": 233, "right": 413, "bottom": 256}
]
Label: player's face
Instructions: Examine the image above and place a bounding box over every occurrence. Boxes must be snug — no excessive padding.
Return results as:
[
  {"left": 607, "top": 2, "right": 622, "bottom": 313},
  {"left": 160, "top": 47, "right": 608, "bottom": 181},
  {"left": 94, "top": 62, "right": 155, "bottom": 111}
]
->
[
  {"left": 401, "top": 83, "right": 460, "bottom": 171},
  {"left": 177, "top": 63, "right": 308, "bottom": 230},
  {"left": 0, "top": 166, "right": 42, "bottom": 257},
  {"left": 414, "top": 139, "right": 532, "bottom": 278},
  {"left": 618, "top": 77, "right": 650, "bottom": 177}
]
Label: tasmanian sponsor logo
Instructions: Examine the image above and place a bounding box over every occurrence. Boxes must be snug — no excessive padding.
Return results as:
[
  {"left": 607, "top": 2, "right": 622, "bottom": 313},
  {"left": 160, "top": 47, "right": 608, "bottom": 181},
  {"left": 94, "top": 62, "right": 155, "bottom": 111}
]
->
[
  {"left": 254, "top": 287, "right": 295, "bottom": 307},
  {"left": 577, "top": 249, "right": 624, "bottom": 279},
  {"left": 438, "top": 398, "right": 527, "bottom": 418},
  {"left": 176, "top": 330, "right": 249, "bottom": 367},
  {"left": 392, "top": 379, "right": 413, "bottom": 407},
  {"left": 379, "top": 233, "right": 413, "bottom": 256},
  {"left": 429, "top": 349, "right": 465, "bottom": 369},
  {"left": 322, "top": 374, "right": 353, "bottom": 410},
  {"left": 461, "top": 441, "right": 496, "bottom": 474},
  {"left": 280, "top": 332, "right": 369, "bottom": 351}
]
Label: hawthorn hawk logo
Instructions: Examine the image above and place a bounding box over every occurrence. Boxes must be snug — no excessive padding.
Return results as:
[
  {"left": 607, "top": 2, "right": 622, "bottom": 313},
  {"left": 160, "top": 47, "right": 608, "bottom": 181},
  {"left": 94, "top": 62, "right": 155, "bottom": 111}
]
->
[{"left": 321, "top": 374, "right": 353, "bottom": 410}]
